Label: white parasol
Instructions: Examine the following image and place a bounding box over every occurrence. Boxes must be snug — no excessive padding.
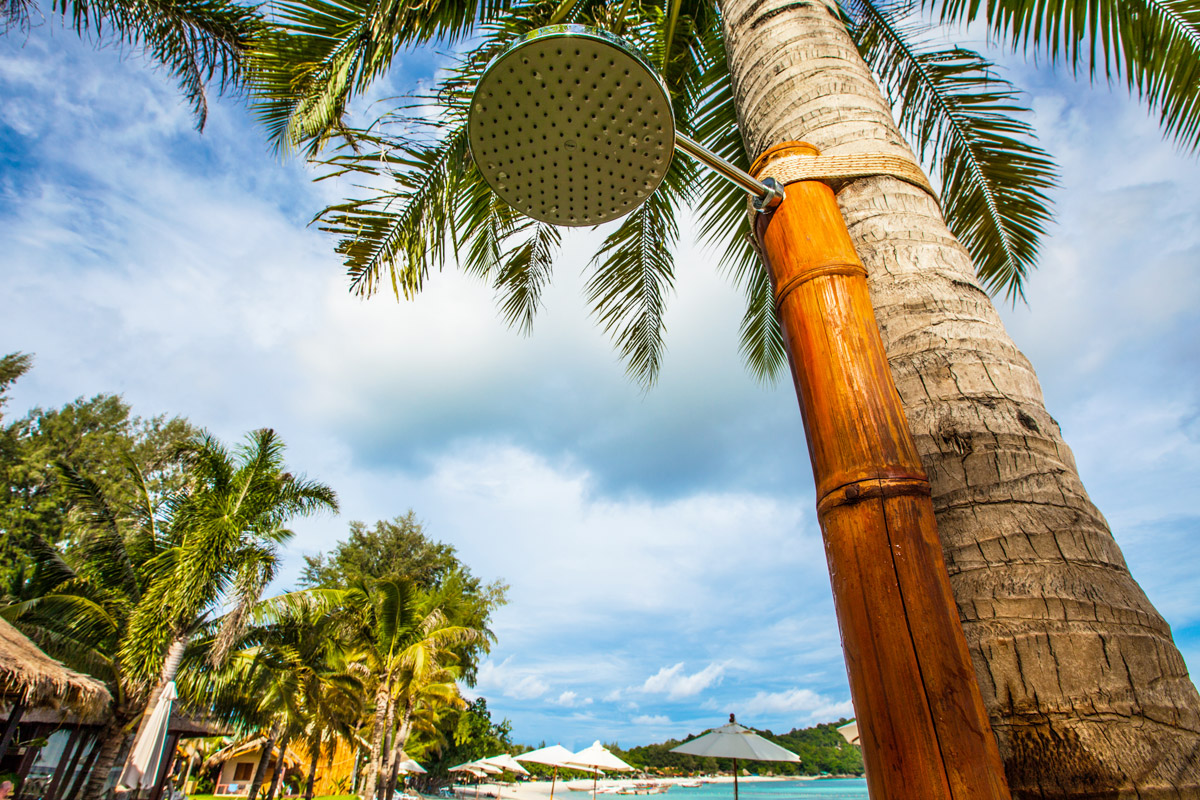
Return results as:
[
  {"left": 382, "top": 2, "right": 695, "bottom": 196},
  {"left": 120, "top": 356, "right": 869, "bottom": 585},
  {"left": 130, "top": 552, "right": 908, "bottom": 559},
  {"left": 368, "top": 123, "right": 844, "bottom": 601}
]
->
[
  {"left": 399, "top": 758, "right": 427, "bottom": 774},
  {"left": 481, "top": 754, "right": 530, "bottom": 775},
  {"left": 119, "top": 681, "right": 178, "bottom": 793},
  {"left": 836, "top": 720, "right": 859, "bottom": 746},
  {"left": 516, "top": 744, "right": 593, "bottom": 800},
  {"left": 670, "top": 715, "right": 800, "bottom": 800},
  {"left": 565, "top": 742, "right": 633, "bottom": 800}
]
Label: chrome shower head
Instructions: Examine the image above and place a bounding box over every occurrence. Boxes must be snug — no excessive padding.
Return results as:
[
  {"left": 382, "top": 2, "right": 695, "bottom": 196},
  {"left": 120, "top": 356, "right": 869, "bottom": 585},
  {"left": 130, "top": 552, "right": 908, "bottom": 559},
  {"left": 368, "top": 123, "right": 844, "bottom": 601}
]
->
[{"left": 467, "top": 25, "right": 676, "bottom": 227}]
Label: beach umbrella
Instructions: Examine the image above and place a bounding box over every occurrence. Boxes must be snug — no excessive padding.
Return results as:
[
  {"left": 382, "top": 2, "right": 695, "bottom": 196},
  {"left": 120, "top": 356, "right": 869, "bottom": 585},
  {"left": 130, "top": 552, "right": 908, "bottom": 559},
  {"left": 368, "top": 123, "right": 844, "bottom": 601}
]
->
[
  {"left": 119, "top": 681, "right": 178, "bottom": 794},
  {"left": 481, "top": 754, "right": 530, "bottom": 775},
  {"left": 399, "top": 758, "right": 427, "bottom": 774},
  {"left": 516, "top": 744, "right": 590, "bottom": 800},
  {"left": 836, "top": 720, "right": 860, "bottom": 746},
  {"left": 565, "top": 742, "right": 633, "bottom": 800},
  {"left": 670, "top": 715, "right": 800, "bottom": 800}
]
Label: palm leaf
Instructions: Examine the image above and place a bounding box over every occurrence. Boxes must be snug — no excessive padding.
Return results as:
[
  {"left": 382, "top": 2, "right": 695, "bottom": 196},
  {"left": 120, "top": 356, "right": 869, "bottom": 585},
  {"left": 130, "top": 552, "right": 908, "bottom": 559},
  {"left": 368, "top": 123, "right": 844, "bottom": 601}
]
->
[
  {"left": 845, "top": 0, "right": 1058, "bottom": 299},
  {"left": 932, "top": 0, "right": 1200, "bottom": 150}
]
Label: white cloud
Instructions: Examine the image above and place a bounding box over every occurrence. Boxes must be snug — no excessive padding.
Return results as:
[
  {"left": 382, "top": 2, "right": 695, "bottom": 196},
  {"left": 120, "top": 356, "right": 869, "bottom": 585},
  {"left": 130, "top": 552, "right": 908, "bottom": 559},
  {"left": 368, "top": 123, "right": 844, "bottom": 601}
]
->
[
  {"left": 641, "top": 663, "right": 726, "bottom": 700},
  {"left": 738, "top": 689, "right": 854, "bottom": 723},
  {"left": 632, "top": 715, "right": 671, "bottom": 726},
  {"left": 475, "top": 658, "right": 550, "bottom": 700},
  {"left": 557, "top": 691, "right": 593, "bottom": 708}
]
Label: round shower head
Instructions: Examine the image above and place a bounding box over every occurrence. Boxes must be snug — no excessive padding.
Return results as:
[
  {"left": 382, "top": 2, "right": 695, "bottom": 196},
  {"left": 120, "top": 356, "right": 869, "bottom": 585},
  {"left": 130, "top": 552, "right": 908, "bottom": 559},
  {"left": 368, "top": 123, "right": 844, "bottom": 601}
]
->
[{"left": 467, "top": 25, "right": 676, "bottom": 227}]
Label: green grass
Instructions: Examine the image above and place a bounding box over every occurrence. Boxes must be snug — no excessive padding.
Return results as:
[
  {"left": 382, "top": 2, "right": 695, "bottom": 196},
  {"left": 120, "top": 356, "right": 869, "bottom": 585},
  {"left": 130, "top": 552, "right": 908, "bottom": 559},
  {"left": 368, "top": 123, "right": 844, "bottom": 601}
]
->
[{"left": 190, "top": 795, "right": 358, "bottom": 800}]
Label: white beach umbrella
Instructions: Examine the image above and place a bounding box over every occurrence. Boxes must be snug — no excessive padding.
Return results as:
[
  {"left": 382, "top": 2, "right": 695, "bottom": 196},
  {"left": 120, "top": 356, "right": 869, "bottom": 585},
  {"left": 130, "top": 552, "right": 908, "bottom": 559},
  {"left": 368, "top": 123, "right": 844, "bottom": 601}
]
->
[
  {"left": 516, "top": 744, "right": 592, "bottom": 800},
  {"left": 836, "top": 720, "right": 860, "bottom": 746},
  {"left": 119, "top": 680, "right": 178, "bottom": 792},
  {"left": 565, "top": 742, "right": 633, "bottom": 800},
  {"left": 399, "top": 758, "right": 427, "bottom": 774},
  {"left": 481, "top": 754, "right": 530, "bottom": 775},
  {"left": 670, "top": 715, "right": 801, "bottom": 800}
]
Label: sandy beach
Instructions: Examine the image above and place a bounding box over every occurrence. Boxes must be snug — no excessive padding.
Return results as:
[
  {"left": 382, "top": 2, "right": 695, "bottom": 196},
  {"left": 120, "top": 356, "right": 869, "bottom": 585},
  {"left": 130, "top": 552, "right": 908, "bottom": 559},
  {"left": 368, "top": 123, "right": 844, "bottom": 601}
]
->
[{"left": 449, "top": 776, "right": 805, "bottom": 800}]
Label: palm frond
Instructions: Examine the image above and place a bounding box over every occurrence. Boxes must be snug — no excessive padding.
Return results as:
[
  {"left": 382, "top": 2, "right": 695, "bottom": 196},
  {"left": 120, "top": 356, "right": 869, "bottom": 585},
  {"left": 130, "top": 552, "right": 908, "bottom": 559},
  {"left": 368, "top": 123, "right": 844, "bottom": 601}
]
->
[
  {"left": 688, "top": 25, "right": 786, "bottom": 381},
  {"left": 52, "top": 0, "right": 261, "bottom": 129},
  {"left": 586, "top": 156, "right": 690, "bottom": 388},
  {"left": 845, "top": 0, "right": 1058, "bottom": 299},
  {"left": 933, "top": 0, "right": 1200, "bottom": 150},
  {"left": 316, "top": 127, "right": 471, "bottom": 298}
]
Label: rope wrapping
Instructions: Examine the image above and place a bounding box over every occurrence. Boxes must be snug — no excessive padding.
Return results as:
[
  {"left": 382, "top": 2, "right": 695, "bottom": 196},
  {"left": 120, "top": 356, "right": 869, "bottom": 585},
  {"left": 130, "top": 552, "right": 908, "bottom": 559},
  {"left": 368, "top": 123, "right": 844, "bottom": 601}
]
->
[{"left": 753, "top": 152, "right": 938, "bottom": 202}]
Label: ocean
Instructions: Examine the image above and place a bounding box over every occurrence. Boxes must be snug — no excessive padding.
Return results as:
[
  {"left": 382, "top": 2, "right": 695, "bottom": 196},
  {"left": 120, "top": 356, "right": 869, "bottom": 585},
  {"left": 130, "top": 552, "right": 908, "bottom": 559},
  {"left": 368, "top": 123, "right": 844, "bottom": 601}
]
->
[{"left": 662, "top": 780, "right": 867, "bottom": 800}]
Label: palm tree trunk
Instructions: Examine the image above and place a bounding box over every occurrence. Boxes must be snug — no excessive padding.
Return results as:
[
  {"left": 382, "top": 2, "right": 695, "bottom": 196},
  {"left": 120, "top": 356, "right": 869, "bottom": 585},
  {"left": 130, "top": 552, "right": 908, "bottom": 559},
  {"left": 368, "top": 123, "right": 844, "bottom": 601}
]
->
[
  {"left": 265, "top": 732, "right": 291, "bottom": 800},
  {"left": 303, "top": 745, "right": 319, "bottom": 800},
  {"left": 378, "top": 698, "right": 398, "bottom": 800},
  {"left": 386, "top": 703, "right": 414, "bottom": 800},
  {"left": 122, "top": 636, "right": 187, "bottom": 778},
  {"left": 717, "top": 0, "right": 1200, "bottom": 796},
  {"left": 82, "top": 717, "right": 131, "bottom": 800},
  {"left": 362, "top": 682, "right": 392, "bottom": 800},
  {"left": 247, "top": 729, "right": 278, "bottom": 800}
]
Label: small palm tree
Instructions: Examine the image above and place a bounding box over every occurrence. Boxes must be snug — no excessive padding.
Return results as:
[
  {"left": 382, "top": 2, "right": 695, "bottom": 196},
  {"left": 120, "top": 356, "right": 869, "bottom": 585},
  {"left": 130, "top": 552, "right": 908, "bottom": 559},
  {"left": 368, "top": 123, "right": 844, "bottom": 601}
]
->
[
  {"left": 343, "top": 577, "right": 484, "bottom": 800},
  {"left": 118, "top": 428, "right": 337, "bottom": 781}
]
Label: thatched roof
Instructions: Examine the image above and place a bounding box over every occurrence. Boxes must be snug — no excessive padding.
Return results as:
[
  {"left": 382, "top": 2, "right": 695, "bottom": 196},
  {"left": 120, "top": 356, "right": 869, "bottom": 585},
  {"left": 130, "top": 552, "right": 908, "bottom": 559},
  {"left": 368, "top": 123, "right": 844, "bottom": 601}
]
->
[{"left": 0, "top": 616, "right": 111, "bottom": 717}]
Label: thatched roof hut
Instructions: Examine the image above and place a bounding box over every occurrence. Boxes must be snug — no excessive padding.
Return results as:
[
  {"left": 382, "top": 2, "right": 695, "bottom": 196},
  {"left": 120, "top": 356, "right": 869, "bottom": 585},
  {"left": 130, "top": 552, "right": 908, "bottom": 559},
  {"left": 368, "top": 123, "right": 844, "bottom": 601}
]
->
[{"left": 0, "top": 616, "right": 111, "bottom": 716}]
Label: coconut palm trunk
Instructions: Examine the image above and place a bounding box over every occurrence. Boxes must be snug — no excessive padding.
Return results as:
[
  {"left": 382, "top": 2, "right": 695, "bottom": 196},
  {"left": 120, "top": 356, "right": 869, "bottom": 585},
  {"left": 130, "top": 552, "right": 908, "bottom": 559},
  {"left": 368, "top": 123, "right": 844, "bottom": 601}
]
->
[
  {"left": 304, "top": 745, "right": 319, "bottom": 800},
  {"left": 362, "top": 682, "right": 392, "bottom": 800},
  {"left": 82, "top": 716, "right": 132, "bottom": 800},
  {"left": 265, "top": 732, "right": 291, "bottom": 800},
  {"left": 247, "top": 729, "right": 279, "bottom": 800},
  {"left": 717, "top": 0, "right": 1200, "bottom": 795}
]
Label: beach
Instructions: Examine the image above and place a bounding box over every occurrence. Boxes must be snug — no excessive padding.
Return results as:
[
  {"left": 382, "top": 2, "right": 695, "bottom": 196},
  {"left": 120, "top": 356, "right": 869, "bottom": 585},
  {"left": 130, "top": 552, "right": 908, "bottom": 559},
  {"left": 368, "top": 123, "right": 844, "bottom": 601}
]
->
[{"left": 450, "top": 776, "right": 867, "bottom": 800}]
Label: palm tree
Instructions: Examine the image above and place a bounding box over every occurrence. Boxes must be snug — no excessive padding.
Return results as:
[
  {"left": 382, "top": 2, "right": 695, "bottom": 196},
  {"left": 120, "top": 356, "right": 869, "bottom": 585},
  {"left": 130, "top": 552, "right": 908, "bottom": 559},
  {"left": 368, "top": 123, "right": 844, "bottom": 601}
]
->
[
  {"left": 0, "top": 0, "right": 262, "bottom": 129},
  {"left": 248, "top": 0, "right": 1200, "bottom": 795},
  {"left": 120, "top": 428, "right": 338, "bottom": 786},
  {"left": 1, "top": 460, "right": 181, "bottom": 800},
  {"left": 343, "top": 577, "right": 484, "bottom": 800}
]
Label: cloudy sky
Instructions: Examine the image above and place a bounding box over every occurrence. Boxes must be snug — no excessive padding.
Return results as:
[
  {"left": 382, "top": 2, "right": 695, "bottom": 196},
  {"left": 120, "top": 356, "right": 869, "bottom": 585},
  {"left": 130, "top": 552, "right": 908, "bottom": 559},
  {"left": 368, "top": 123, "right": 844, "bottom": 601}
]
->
[{"left": 2, "top": 17, "right": 1199, "bottom": 751}]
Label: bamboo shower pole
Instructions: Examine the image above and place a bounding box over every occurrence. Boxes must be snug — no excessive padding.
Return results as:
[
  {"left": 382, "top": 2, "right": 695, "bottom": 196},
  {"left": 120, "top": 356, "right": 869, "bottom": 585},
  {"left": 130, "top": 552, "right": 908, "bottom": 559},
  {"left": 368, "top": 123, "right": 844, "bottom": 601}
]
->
[{"left": 749, "top": 143, "right": 1011, "bottom": 800}]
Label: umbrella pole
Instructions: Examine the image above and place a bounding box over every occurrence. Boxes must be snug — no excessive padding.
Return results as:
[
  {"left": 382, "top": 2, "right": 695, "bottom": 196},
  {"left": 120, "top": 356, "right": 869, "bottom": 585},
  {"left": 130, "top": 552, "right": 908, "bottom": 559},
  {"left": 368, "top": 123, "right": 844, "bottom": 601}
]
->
[
  {"left": 592, "top": 771, "right": 597, "bottom": 800},
  {"left": 732, "top": 759, "right": 737, "bottom": 800},
  {"left": 550, "top": 768, "right": 557, "bottom": 800}
]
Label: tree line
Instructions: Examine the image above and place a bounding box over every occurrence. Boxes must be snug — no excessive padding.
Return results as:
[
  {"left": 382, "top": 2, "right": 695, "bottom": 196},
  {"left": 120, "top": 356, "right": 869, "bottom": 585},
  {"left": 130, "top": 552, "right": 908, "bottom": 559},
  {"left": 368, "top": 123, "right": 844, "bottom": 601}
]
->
[
  {"left": 0, "top": 353, "right": 509, "bottom": 800},
  {"left": 617, "top": 721, "right": 863, "bottom": 778}
]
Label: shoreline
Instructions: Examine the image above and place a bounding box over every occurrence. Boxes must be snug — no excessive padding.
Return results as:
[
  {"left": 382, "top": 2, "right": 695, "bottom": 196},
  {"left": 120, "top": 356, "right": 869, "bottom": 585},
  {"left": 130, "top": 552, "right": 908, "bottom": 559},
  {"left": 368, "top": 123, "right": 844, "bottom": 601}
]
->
[{"left": 444, "top": 775, "right": 857, "bottom": 800}]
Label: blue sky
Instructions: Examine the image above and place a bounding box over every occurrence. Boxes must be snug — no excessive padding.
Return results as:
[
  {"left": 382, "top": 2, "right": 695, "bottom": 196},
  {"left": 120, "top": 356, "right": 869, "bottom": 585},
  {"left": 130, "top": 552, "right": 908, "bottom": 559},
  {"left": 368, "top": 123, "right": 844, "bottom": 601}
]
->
[{"left": 2, "top": 19, "right": 1199, "bottom": 751}]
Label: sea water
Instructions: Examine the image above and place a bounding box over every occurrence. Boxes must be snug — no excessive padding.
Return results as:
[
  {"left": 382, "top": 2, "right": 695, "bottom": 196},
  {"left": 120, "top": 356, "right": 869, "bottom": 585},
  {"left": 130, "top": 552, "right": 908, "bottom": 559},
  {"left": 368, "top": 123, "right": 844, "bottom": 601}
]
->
[{"left": 663, "top": 780, "right": 867, "bottom": 800}]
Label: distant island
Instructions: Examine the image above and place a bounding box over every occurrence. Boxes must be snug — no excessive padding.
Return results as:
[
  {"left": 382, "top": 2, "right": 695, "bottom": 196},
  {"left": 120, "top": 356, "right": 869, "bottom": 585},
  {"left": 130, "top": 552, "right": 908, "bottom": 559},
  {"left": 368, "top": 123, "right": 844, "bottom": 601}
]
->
[{"left": 614, "top": 719, "right": 864, "bottom": 777}]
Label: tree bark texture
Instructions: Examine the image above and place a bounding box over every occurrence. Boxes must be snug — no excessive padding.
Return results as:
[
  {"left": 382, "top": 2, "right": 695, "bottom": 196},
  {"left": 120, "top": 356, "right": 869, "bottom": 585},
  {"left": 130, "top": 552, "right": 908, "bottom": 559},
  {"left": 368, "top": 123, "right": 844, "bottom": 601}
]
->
[
  {"left": 265, "top": 733, "right": 290, "bottom": 800},
  {"left": 717, "top": 0, "right": 1200, "bottom": 796},
  {"left": 361, "top": 683, "right": 391, "bottom": 800},
  {"left": 247, "top": 730, "right": 277, "bottom": 800},
  {"left": 82, "top": 718, "right": 131, "bottom": 800},
  {"left": 304, "top": 747, "right": 319, "bottom": 800}
]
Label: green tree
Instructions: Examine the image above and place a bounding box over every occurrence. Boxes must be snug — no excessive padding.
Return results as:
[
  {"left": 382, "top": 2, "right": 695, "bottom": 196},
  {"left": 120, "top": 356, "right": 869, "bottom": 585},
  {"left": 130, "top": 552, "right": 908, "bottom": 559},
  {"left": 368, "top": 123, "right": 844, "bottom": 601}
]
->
[
  {"left": 0, "top": 357, "right": 197, "bottom": 590},
  {"left": 247, "top": 0, "right": 1200, "bottom": 793},
  {"left": 302, "top": 512, "right": 466, "bottom": 589},
  {"left": 302, "top": 513, "right": 508, "bottom": 685}
]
